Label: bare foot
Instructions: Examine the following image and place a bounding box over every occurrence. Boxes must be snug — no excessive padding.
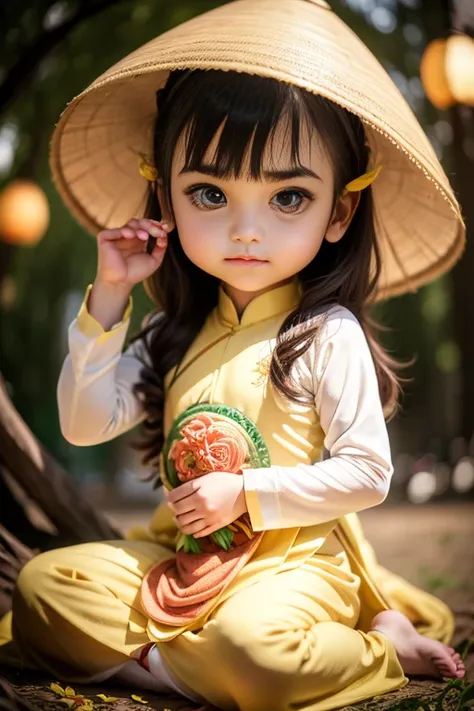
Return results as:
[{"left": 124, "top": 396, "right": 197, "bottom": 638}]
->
[{"left": 371, "top": 610, "right": 465, "bottom": 679}]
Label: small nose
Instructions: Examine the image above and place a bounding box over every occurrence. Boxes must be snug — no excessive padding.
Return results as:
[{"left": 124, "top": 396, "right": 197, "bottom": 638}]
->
[{"left": 230, "top": 216, "right": 262, "bottom": 244}]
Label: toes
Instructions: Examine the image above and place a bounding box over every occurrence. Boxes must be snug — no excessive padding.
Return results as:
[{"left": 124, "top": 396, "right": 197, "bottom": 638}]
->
[{"left": 432, "top": 653, "right": 457, "bottom": 676}]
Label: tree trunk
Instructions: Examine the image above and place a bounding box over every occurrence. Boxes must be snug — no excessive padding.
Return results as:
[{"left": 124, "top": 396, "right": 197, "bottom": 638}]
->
[
  {"left": 0, "top": 525, "right": 35, "bottom": 618},
  {"left": 0, "top": 374, "right": 120, "bottom": 546},
  {"left": 0, "top": 472, "right": 54, "bottom": 551}
]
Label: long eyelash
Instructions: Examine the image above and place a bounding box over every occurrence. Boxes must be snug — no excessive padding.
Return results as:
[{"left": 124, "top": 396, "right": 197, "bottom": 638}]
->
[{"left": 188, "top": 192, "right": 206, "bottom": 208}]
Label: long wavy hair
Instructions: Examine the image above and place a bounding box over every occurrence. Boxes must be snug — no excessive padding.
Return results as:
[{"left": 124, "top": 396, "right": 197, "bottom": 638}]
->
[{"left": 132, "top": 69, "right": 401, "bottom": 483}]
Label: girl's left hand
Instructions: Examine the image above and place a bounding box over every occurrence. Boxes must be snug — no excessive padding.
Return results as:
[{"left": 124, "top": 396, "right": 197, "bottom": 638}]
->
[{"left": 167, "top": 472, "right": 248, "bottom": 538}]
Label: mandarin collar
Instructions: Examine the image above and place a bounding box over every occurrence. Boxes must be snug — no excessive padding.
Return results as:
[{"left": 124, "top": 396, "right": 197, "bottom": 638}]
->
[{"left": 217, "top": 279, "right": 301, "bottom": 329}]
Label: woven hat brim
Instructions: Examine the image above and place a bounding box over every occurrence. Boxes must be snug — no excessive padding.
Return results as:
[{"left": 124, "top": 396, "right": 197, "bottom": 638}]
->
[{"left": 49, "top": 0, "right": 465, "bottom": 300}]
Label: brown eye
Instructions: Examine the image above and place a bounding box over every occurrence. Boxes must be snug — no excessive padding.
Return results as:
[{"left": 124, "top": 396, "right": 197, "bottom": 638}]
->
[
  {"left": 272, "top": 189, "right": 312, "bottom": 213},
  {"left": 186, "top": 185, "right": 226, "bottom": 209}
]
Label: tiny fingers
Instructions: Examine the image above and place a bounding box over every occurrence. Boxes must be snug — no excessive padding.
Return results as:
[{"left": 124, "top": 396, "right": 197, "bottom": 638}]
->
[
  {"left": 97, "top": 219, "right": 171, "bottom": 261},
  {"left": 149, "top": 220, "right": 172, "bottom": 233},
  {"left": 175, "top": 517, "right": 208, "bottom": 536},
  {"left": 118, "top": 218, "right": 170, "bottom": 242},
  {"left": 97, "top": 227, "right": 128, "bottom": 242},
  {"left": 120, "top": 219, "right": 147, "bottom": 241},
  {"left": 194, "top": 525, "right": 218, "bottom": 539},
  {"left": 120, "top": 227, "right": 148, "bottom": 240},
  {"left": 141, "top": 219, "right": 169, "bottom": 238},
  {"left": 145, "top": 221, "right": 170, "bottom": 249}
]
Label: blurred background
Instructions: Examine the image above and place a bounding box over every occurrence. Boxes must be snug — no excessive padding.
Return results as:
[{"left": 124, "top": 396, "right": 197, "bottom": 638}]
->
[{"left": 1, "top": 0, "right": 474, "bottom": 520}]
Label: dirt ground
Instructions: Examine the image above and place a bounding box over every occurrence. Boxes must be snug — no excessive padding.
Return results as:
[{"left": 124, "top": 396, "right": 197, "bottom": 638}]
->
[{"left": 360, "top": 502, "right": 474, "bottom": 612}]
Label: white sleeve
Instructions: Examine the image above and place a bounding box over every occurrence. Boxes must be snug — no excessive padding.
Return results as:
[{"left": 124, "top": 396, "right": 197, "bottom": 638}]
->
[
  {"left": 57, "top": 286, "right": 155, "bottom": 446},
  {"left": 242, "top": 307, "right": 393, "bottom": 531}
]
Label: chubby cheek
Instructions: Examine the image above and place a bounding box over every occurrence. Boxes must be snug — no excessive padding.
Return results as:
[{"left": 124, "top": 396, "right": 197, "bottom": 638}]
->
[
  {"left": 181, "top": 233, "right": 215, "bottom": 270},
  {"left": 175, "top": 212, "right": 220, "bottom": 270},
  {"left": 273, "top": 229, "right": 325, "bottom": 273}
]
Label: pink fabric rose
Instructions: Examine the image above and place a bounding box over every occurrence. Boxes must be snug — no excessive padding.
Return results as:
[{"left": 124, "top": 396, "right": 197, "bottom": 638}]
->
[{"left": 169, "top": 413, "right": 248, "bottom": 482}]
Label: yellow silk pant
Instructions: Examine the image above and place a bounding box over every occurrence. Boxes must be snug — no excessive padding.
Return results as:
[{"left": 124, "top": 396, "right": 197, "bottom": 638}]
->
[{"left": 0, "top": 540, "right": 406, "bottom": 711}]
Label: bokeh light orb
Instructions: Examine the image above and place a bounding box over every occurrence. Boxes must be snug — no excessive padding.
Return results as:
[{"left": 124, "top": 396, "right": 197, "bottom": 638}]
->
[
  {"left": 452, "top": 458, "right": 474, "bottom": 494},
  {"left": 446, "top": 34, "right": 474, "bottom": 107},
  {"left": 421, "top": 34, "right": 474, "bottom": 110},
  {"left": 420, "top": 38, "right": 454, "bottom": 110},
  {"left": 0, "top": 180, "right": 50, "bottom": 246},
  {"left": 407, "top": 470, "right": 437, "bottom": 504}
]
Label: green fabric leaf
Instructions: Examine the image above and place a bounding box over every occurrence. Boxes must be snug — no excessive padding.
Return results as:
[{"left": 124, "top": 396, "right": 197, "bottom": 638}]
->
[
  {"left": 184, "top": 534, "right": 202, "bottom": 553},
  {"left": 212, "top": 528, "right": 233, "bottom": 551}
]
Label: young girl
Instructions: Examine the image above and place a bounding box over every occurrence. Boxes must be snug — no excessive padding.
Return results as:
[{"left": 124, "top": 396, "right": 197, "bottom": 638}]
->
[{"left": 0, "top": 0, "right": 467, "bottom": 709}]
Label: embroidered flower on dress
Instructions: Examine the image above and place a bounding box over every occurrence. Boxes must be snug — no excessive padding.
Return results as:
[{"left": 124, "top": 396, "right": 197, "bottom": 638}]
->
[{"left": 252, "top": 353, "right": 271, "bottom": 386}]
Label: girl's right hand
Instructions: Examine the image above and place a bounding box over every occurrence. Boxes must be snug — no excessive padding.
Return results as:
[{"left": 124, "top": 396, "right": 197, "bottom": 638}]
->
[{"left": 96, "top": 218, "right": 170, "bottom": 288}]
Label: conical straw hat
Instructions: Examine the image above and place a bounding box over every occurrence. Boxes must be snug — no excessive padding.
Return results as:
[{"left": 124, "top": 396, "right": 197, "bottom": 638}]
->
[{"left": 50, "top": 0, "right": 465, "bottom": 300}]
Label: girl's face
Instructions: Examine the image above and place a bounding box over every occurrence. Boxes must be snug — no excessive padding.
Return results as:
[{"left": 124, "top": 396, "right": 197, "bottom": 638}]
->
[{"left": 163, "top": 118, "right": 358, "bottom": 311}]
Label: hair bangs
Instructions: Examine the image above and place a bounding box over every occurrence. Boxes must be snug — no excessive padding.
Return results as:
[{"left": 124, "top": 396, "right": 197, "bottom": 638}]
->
[{"left": 178, "top": 70, "right": 308, "bottom": 181}]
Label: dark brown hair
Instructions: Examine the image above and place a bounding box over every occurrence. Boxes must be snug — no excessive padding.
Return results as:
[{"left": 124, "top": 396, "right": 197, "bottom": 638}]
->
[{"left": 133, "top": 69, "right": 400, "bottom": 482}]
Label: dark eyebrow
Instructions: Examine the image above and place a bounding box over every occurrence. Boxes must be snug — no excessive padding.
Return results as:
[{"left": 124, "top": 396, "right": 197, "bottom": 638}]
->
[{"left": 179, "top": 164, "right": 321, "bottom": 182}]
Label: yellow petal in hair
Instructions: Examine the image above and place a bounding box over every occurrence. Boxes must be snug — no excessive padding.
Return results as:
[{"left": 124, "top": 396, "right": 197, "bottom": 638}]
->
[
  {"left": 345, "top": 165, "right": 382, "bottom": 192},
  {"left": 139, "top": 155, "right": 158, "bottom": 182}
]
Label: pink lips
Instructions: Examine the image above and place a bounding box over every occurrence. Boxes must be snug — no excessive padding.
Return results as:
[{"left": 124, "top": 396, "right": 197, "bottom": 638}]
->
[{"left": 225, "top": 256, "right": 268, "bottom": 264}]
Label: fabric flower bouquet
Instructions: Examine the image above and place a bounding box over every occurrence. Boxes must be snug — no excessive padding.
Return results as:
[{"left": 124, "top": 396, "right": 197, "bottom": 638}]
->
[{"left": 162, "top": 403, "right": 270, "bottom": 553}]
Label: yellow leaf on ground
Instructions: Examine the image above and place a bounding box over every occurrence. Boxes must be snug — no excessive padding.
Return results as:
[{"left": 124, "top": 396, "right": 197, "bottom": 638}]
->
[
  {"left": 96, "top": 695, "right": 119, "bottom": 703},
  {"left": 59, "top": 699, "right": 76, "bottom": 707},
  {"left": 131, "top": 695, "right": 147, "bottom": 704},
  {"left": 65, "top": 687, "right": 77, "bottom": 698},
  {"left": 50, "top": 684, "right": 66, "bottom": 697}
]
